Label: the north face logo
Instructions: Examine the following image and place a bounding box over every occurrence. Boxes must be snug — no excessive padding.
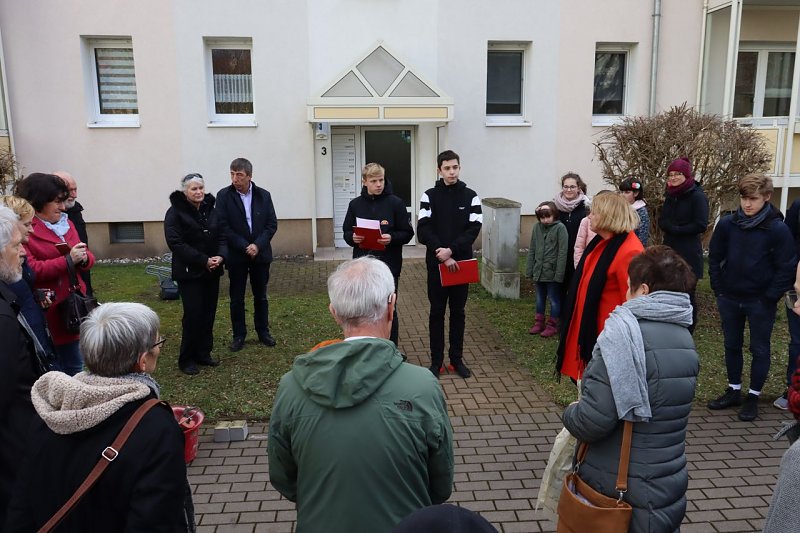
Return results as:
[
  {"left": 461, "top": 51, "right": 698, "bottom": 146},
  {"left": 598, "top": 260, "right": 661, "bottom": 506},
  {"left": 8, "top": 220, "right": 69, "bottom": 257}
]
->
[{"left": 394, "top": 400, "right": 413, "bottom": 412}]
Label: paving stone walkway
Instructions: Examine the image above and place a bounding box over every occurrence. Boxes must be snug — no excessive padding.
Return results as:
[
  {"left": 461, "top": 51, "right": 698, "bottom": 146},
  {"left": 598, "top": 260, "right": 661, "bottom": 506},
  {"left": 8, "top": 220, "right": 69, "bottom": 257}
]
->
[{"left": 188, "top": 258, "right": 790, "bottom": 532}]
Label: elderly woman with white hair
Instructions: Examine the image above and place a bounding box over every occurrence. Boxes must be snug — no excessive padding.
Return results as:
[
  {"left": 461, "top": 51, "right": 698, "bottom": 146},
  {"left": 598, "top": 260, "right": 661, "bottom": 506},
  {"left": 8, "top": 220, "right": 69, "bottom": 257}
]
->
[
  {"left": 6, "top": 302, "right": 195, "bottom": 532},
  {"left": 164, "top": 173, "right": 226, "bottom": 375}
]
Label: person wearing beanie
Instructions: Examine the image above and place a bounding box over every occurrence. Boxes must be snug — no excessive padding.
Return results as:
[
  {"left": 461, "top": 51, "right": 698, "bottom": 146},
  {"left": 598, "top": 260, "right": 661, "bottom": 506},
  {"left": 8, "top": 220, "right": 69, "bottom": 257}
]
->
[{"left": 658, "top": 157, "right": 708, "bottom": 332}]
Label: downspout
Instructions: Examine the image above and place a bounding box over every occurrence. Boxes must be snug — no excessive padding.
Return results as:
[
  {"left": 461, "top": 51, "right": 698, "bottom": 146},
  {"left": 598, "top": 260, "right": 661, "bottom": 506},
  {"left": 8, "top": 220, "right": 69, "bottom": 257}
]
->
[
  {"left": 696, "top": 0, "right": 710, "bottom": 108},
  {"left": 779, "top": 11, "right": 800, "bottom": 214},
  {"left": 649, "top": 0, "right": 662, "bottom": 116}
]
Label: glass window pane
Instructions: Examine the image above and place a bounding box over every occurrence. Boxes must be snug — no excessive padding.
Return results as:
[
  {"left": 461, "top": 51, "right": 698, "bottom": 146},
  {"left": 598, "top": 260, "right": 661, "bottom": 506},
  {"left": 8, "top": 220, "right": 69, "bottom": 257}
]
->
[
  {"left": 357, "top": 47, "right": 404, "bottom": 97},
  {"left": 486, "top": 51, "right": 522, "bottom": 115},
  {"left": 733, "top": 52, "right": 758, "bottom": 117},
  {"left": 764, "top": 51, "right": 794, "bottom": 117},
  {"left": 593, "top": 52, "right": 626, "bottom": 115},
  {"left": 94, "top": 48, "right": 138, "bottom": 115},
  {"left": 212, "top": 49, "right": 253, "bottom": 114}
]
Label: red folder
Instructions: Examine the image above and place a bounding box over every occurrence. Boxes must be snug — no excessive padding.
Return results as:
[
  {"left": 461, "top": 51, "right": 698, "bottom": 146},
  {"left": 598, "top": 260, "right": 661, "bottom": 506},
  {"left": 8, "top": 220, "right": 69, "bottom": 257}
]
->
[
  {"left": 439, "top": 259, "right": 479, "bottom": 287},
  {"left": 353, "top": 226, "right": 385, "bottom": 251}
]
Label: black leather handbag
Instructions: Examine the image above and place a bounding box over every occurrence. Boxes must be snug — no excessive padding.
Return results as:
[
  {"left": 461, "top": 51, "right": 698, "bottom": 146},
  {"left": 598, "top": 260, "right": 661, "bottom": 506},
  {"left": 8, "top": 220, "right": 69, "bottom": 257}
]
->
[{"left": 58, "top": 255, "right": 99, "bottom": 334}]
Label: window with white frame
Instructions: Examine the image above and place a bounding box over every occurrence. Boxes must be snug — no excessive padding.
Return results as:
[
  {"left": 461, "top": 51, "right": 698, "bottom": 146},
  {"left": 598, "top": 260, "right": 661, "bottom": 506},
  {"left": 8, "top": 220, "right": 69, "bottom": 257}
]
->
[
  {"left": 734, "top": 47, "right": 794, "bottom": 119},
  {"left": 83, "top": 38, "right": 139, "bottom": 127},
  {"left": 486, "top": 42, "right": 530, "bottom": 125},
  {"left": 205, "top": 38, "right": 254, "bottom": 125},
  {"left": 593, "top": 47, "right": 629, "bottom": 120}
]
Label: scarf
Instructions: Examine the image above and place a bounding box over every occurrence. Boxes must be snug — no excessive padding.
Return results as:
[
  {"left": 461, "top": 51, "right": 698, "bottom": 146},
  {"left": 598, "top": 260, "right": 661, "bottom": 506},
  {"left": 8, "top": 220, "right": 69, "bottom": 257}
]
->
[
  {"left": 734, "top": 203, "right": 773, "bottom": 230},
  {"left": 556, "top": 232, "right": 629, "bottom": 377},
  {"left": 596, "top": 291, "right": 692, "bottom": 422},
  {"left": 39, "top": 212, "right": 71, "bottom": 239},
  {"left": 631, "top": 199, "right": 646, "bottom": 211},
  {"left": 666, "top": 175, "right": 696, "bottom": 198},
  {"left": 553, "top": 191, "right": 589, "bottom": 213}
]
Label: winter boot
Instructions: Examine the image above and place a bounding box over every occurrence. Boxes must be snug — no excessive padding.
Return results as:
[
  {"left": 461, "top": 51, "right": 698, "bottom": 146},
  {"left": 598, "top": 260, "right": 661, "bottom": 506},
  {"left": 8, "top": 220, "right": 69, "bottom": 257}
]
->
[
  {"left": 540, "top": 317, "right": 559, "bottom": 338},
  {"left": 529, "top": 313, "right": 545, "bottom": 335}
]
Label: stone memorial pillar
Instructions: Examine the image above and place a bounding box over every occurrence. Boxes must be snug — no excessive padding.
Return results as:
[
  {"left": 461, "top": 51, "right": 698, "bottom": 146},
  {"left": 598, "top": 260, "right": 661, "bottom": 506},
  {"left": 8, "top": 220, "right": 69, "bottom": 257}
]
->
[{"left": 480, "top": 197, "right": 521, "bottom": 299}]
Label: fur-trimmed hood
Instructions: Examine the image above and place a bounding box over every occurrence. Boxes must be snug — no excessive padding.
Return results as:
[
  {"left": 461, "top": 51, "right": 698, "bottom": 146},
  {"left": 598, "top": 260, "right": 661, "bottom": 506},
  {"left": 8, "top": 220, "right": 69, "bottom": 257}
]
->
[{"left": 169, "top": 190, "right": 215, "bottom": 212}]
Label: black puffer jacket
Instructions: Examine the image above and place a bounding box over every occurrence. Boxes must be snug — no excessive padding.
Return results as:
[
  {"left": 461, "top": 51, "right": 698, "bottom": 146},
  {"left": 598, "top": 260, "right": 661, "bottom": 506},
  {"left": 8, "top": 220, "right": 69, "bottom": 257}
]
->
[
  {"left": 164, "top": 192, "right": 226, "bottom": 281},
  {"left": 342, "top": 183, "right": 414, "bottom": 277},
  {"left": 658, "top": 184, "right": 709, "bottom": 279},
  {"left": 417, "top": 179, "right": 482, "bottom": 269},
  {"left": 562, "top": 319, "right": 699, "bottom": 533}
]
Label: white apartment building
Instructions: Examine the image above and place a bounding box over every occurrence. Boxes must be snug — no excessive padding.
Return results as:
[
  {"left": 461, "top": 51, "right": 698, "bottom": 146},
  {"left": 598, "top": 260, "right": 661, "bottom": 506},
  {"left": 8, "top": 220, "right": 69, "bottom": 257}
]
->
[{"left": 0, "top": 0, "right": 796, "bottom": 257}]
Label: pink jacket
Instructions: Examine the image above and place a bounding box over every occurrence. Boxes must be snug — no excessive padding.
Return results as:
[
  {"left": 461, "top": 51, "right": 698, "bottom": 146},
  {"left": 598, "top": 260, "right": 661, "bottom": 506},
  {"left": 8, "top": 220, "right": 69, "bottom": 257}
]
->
[
  {"left": 573, "top": 217, "right": 597, "bottom": 267},
  {"left": 23, "top": 217, "right": 95, "bottom": 345}
]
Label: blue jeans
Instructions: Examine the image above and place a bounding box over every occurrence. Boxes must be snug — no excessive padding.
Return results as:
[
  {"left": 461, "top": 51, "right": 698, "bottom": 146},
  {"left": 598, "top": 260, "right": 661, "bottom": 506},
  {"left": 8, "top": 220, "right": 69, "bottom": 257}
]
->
[
  {"left": 716, "top": 295, "right": 777, "bottom": 392},
  {"left": 786, "top": 305, "right": 800, "bottom": 388},
  {"left": 535, "top": 281, "right": 561, "bottom": 317},
  {"left": 55, "top": 340, "right": 83, "bottom": 376}
]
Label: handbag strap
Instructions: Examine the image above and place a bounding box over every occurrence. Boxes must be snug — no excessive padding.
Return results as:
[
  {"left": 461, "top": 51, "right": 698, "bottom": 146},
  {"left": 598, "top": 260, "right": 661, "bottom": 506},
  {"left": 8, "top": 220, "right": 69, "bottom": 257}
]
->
[
  {"left": 574, "top": 420, "right": 634, "bottom": 500},
  {"left": 37, "top": 398, "right": 166, "bottom": 533},
  {"left": 64, "top": 254, "right": 80, "bottom": 289}
]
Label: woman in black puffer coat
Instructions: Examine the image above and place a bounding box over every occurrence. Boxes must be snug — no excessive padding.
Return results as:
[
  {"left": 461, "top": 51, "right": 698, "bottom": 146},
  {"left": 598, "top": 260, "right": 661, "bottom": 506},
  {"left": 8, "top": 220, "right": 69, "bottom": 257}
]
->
[{"left": 164, "top": 173, "right": 226, "bottom": 375}]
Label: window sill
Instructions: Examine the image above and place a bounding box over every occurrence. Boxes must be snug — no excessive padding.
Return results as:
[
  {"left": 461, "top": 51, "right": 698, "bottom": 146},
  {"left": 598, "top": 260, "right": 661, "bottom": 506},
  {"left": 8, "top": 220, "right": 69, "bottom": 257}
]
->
[
  {"left": 207, "top": 120, "right": 258, "bottom": 128},
  {"left": 591, "top": 115, "right": 625, "bottom": 127},
  {"left": 485, "top": 118, "right": 531, "bottom": 127},
  {"left": 87, "top": 120, "right": 140, "bottom": 129}
]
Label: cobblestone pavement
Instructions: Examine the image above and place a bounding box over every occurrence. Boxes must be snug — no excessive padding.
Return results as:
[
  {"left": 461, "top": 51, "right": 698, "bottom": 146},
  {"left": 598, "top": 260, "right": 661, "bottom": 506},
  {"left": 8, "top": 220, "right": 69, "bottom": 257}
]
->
[{"left": 188, "top": 258, "right": 789, "bottom": 532}]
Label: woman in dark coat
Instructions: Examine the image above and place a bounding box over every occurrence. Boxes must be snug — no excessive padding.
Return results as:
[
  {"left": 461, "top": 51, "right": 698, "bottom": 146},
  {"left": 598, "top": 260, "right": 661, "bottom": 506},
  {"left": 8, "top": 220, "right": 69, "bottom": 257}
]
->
[
  {"left": 553, "top": 172, "right": 590, "bottom": 293},
  {"left": 6, "top": 303, "right": 194, "bottom": 532},
  {"left": 658, "top": 157, "right": 709, "bottom": 331},
  {"left": 164, "top": 173, "right": 226, "bottom": 375},
  {"left": 562, "top": 246, "right": 699, "bottom": 532}
]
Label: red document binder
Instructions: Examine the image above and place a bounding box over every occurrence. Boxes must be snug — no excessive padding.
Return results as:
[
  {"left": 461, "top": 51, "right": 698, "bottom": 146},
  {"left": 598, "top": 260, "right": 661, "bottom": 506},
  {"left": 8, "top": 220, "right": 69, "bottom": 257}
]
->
[
  {"left": 438, "top": 259, "right": 480, "bottom": 287},
  {"left": 353, "top": 226, "right": 385, "bottom": 251}
]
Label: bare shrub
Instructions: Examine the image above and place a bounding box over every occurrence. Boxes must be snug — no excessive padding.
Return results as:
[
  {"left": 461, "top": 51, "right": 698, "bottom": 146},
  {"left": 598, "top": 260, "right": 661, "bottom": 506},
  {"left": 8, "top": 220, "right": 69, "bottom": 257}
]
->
[{"left": 0, "top": 148, "right": 20, "bottom": 195}]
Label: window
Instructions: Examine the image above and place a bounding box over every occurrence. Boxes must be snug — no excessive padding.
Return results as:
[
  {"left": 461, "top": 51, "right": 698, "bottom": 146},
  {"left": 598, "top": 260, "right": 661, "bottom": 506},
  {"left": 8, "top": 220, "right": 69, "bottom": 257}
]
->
[
  {"left": 593, "top": 51, "right": 627, "bottom": 117},
  {"left": 83, "top": 38, "right": 139, "bottom": 127},
  {"left": 109, "top": 222, "right": 145, "bottom": 243},
  {"left": 486, "top": 42, "right": 530, "bottom": 125},
  {"left": 734, "top": 48, "right": 795, "bottom": 119},
  {"left": 205, "top": 38, "right": 255, "bottom": 126}
]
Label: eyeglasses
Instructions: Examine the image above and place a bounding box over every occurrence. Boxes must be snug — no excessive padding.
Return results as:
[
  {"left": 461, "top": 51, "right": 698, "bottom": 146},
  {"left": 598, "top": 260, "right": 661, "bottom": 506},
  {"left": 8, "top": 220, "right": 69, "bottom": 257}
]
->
[
  {"left": 151, "top": 336, "right": 167, "bottom": 349},
  {"left": 562, "top": 185, "right": 578, "bottom": 190},
  {"left": 182, "top": 173, "right": 203, "bottom": 183}
]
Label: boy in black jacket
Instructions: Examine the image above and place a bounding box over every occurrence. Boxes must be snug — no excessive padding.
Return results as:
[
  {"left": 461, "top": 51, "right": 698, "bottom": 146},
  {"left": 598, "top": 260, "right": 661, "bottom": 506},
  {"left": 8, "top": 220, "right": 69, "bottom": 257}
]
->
[
  {"left": 417, "top": 150, "right": 482, "bottom": 379},
  {"left": 342, "top": 163, "right": 414, "bottom": 345}
]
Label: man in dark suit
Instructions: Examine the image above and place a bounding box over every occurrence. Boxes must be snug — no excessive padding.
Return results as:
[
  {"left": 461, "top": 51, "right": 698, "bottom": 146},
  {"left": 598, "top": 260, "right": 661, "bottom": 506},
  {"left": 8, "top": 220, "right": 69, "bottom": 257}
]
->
[{"left": 216, "top": 158, "right": 278, "bottom": 351}]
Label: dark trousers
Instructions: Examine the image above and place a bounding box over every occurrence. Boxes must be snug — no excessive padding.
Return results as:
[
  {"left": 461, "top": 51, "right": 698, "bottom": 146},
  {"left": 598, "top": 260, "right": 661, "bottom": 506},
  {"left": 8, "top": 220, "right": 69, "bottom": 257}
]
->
[
  {"left": 786, "top": 305, "right": 800, "bottom": 388},
  {"left": 228, "top": 261, "right": 271, "bottom": 340},
  {"left": 427, "top": 267, "right": 469, "bottom": 367},
  {"left": 178, "top": 276, "right": 220, "bottom": 368},
  {"left": 390, "top": 276, "right": 400, "bottom": 346},
  {"left": 717, "top": 295, "right": 777, "bottom": 392}
]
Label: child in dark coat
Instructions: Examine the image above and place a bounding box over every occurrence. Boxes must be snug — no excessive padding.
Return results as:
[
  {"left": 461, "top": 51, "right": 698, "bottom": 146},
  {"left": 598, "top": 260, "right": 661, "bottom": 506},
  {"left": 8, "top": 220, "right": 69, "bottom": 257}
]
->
[{"left": 526, "top": 201, "right": 568, "bottom": 337}]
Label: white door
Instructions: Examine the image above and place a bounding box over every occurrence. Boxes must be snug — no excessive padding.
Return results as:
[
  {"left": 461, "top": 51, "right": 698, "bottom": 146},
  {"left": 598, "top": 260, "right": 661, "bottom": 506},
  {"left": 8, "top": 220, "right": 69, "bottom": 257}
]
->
[{"left": 331, "top": 131, "right": 359, "bottom": 247}]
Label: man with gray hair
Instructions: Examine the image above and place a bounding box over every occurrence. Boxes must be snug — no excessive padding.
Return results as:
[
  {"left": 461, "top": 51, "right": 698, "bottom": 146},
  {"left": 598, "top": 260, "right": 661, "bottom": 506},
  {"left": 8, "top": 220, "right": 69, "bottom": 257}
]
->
[
  {"left": 0, "top": 205, "right": 42, "bottom": 526},
  {"left": 268, "top": 256, "right": 454, "bottom": 533},
  {"left": 54, "top": 170, "right": 93, "bottom": 297}
]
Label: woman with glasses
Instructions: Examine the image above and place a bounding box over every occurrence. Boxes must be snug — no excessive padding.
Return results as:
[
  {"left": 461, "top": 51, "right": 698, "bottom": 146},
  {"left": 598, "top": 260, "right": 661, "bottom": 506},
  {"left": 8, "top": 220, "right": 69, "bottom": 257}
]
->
[
  {"left": 6, "top": 303, "right": 195, "bottom": 532},
  {"left": 553, "top": 173, "right": 590, "bottom": 293},
  {"left": 16, "top": 173, "right": 95, "bottom": 376},
  {"left": 164, "top": 173, "right": 226, "bottom": 375}
]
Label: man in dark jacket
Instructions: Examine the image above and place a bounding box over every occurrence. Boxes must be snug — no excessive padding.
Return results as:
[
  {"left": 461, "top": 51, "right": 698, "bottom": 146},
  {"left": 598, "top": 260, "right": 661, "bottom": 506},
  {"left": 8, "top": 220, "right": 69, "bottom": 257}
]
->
[
  {"left": 708, "top": 174, "right": 796, "bottom": 421},
  {"left": 268, "top": 257, "right": 453, "bottom": 533},
  {"left": 0, "top": 206, "right": 42, "bottom": 527},
  {"left": 55, "top": 171, "right": 94, "bottom": 297},
  {"left": 216, "top": 158, "right": 278, "bottom": 351},
  {"left": 417, "top": 150, "right": 482, "bottom": 379},
  {"left": 343, "top": 163, "right": 414, "bottom": 345}
]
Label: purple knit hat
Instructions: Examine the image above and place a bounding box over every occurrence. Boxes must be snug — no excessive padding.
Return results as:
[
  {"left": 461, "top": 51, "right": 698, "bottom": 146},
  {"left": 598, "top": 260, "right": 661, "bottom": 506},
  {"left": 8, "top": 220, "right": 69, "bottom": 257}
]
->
[{"left": 667, "top": 157, "right": 692, "bottom": 181}]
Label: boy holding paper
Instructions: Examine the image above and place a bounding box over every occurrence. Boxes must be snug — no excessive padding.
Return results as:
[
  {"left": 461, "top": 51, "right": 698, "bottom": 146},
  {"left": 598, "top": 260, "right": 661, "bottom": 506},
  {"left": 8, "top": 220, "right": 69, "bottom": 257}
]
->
[
  {"left": 418, "top": 150, "right": 482, "bottom": 379},
  {"left": 343, "top": 163, "right": 414, "bottom": 345}
]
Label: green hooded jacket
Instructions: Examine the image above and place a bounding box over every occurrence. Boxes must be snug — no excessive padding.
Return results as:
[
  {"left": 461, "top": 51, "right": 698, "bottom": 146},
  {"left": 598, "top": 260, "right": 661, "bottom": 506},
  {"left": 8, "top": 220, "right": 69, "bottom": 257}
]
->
[
  {"left": 525, "top": 220, "right": 568, "bottom": 282},
  {"left": 268, "top": 338, "right": 454, "bottom": 533}
]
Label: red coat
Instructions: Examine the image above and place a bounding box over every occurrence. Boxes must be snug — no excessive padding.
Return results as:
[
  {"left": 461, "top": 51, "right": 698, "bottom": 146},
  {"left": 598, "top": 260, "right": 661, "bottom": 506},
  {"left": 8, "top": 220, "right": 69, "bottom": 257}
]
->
[
  {"left": 560, "top": 231, "right": 643, "bottom": 381},
  {"left": 23, "top": 217, "right": 95, "bottom": 345}
]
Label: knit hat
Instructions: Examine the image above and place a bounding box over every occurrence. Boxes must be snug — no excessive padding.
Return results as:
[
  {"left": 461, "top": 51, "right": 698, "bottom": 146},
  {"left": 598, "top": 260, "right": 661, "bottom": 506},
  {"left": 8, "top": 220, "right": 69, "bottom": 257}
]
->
[
  {"left": 392, "top": 504, "right": 498, "bottom": 533},
  {"left": 667, "top": 157, "right": 692, "bottom": 181}
]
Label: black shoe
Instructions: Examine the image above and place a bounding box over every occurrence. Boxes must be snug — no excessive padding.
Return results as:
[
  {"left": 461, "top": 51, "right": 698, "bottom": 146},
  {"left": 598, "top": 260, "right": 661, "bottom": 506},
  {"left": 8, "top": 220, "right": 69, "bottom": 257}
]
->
[
  {"left": 197, "top": 357, "right": 220, "bottom": 367},
  {"left": 708, "top": 387, "right": 742, "bottom": 410},
  {"left": 180, "top": 363, "right": 199, "bottom": 376},
  {"left": 229, "top": 338, "right": 245, "bottom": 352},
  {"left": 429, "top": 365, "right": 441, "bottom": 379},
  {"left": 451, "top": 361, "right": 472, "bottom": 379},
  {"left": 738, "top": 393, "right": 759, "bottom": 421},
  {"left": 258, "top": 333, "right": 277, "bottom": 347}
]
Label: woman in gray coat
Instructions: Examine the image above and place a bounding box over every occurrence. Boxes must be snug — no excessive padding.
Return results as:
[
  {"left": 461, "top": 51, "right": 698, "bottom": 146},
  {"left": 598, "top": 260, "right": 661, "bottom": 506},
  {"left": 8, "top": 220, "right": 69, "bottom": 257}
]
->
[{"left": 562, "top": 246, "right": 699, "bottom": 532}]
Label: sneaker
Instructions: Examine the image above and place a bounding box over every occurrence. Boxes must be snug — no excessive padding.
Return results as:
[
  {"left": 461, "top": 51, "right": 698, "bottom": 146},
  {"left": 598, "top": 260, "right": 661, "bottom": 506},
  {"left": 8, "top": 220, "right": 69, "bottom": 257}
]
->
[
  {"left": 707, "top": 387, "right": 742, "bottom": 410},
  {"left": 739, "top": 393, "right": 759, "bottom": 421},
  {"left": 450, "top": 361, "right": 472, "bottom": 379},
  {"left": 429, "top": 365, "right": 441, "bottom": 379},
  {"left": 774, "top": 391, "right": 789, "bottom": 410}
]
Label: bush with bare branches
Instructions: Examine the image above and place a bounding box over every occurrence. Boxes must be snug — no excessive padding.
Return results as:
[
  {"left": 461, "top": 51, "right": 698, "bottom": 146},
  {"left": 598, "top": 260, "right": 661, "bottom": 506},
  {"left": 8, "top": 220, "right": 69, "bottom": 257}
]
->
[
  {"left": 0, "top": 148, "right": 20, "bottom": 195},
  {"left": 594, "top": 104, "right": 772, "bottom": 245}
]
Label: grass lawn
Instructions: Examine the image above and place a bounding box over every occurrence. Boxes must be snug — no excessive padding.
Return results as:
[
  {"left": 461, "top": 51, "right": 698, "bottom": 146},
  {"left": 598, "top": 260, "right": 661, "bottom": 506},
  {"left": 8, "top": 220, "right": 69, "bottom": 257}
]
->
[{"left": 472, "top": 256, "right": 791, "bottom": 407}]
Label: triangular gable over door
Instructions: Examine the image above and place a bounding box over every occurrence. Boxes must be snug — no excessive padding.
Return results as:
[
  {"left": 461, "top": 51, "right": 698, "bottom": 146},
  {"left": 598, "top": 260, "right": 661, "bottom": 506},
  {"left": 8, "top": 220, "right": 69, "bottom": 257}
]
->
[{"left": 308, "top": 43, "right": 453, "bottom": 123}]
